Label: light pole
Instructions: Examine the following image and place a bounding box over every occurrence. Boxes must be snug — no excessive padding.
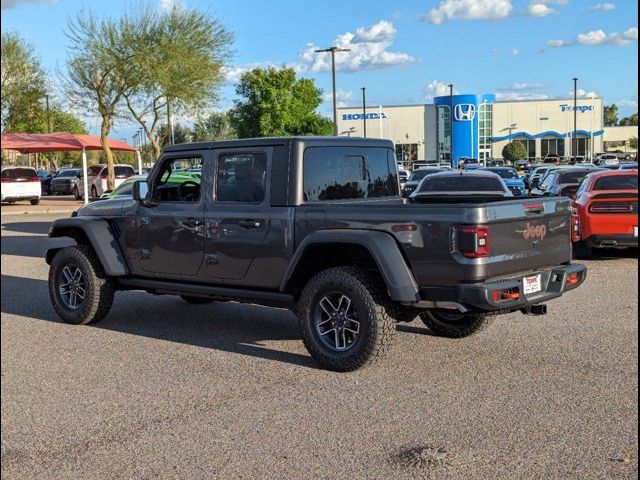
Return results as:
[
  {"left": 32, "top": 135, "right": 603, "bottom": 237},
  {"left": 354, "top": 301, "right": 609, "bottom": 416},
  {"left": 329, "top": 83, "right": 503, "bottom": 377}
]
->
[
  {"left": 361, "top": 87, "right": 367, "bottom": 138},
  {"left": 448, "top": 83, "right": 454, "bottom": 165},
  {"left": 315, "top": 46, "right": 351, "bottom": 136},
  {"left": 573, "top": 77, "right": 578, "bottom": 159}
]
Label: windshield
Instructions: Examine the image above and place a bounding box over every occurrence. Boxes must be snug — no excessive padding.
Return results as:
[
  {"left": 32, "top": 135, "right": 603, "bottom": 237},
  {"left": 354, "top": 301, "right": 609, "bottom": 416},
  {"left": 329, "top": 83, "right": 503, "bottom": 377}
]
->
[
  {"left": 593, "top": 175, "right": 638, "bottom": 190},
  {"left": 58, "top": 170, "right": 79, "bottom": 177},
  {"left": 558, "top": 171, "right": 593, "bottom": 184},
  {"left": 488, "top": 168, "right": 519, "bottom": 180},
  {"left": 410, "top": 169, "right": 441, "bottom": 181},
  {"left": 417, "top": 175, "right": 505, "bottom": 193}
]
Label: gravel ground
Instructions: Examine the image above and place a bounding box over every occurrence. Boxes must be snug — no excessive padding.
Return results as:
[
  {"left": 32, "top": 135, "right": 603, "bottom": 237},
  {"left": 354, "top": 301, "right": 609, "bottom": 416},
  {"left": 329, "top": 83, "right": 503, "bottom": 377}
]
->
[{"left": 1, "top": 213, "right": 638, "bottom": 480}]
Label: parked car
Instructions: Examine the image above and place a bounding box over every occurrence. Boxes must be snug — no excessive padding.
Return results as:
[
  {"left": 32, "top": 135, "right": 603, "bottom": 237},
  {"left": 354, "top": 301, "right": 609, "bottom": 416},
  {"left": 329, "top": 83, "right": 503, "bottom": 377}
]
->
[
  {"left": 543, "top": 153, "right": 562, "bottom": 165},
  {"left": 37, "top": 170, "right": 54, "bottom": 194},
  {"left": 569, "top": 156, "right": 588, "bottom": 165},
  {"left": 398, "top": 169, "right": 410, "bottom": 185},
  {"left": 1, "top": 166, "right": 41, "bottom": 205},
  {"left": 530, "top": 167, "right": 602, "bottom": 198},
  {"left": 514, "top": 159, "right": 532, "bottom": 172},
  {"left": 401, "top": 167, "right": 443, "bottom": 198},
  {"left": 410, "top": 170, "right": 513, "bottom": 201},
  {"left": 603, "top": 162, "right": 639, "bottom": 171},
  {"left": 73, "top": 164, "right": 136, "bottom": 200},
  {"left": 438, "top": 162, "right": 452, "bottom": 170},
  {"left": 483, "top": 167, "right": 527, "bottom": 197},
  {"left": 45, "top": 136, "right": 586, "bottom": 372},
  {"left": 50, "top": 168, "right": 81, "bottom": 195},
  {"left": 572, "top": 170, "right": 638, "bottom": 258},
  {"left": 593, "top": 153, "right": 619, "bottom": 167},
  {"left": 526, "top": 165, "right": 553, "bottom": 190}
]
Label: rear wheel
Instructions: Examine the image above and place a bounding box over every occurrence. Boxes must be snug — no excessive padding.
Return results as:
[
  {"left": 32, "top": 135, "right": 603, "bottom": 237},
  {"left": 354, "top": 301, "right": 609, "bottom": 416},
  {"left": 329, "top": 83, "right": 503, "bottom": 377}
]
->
[
  {"left": 298, "top": 266, "right": 396, "bottom": 371},
  {"left": 180, "top": 295, "right": 215, "bottom": 304},
  {"left": 90, "top": 185, "right": 98, "bottom": 200},
  {"left": 49, "top": 245, "right": 115, "bottom": 325},
  {"left": 573, "top": 241, "right": 593, "bottom": 260},
  {"left": 73, "top": 186, "right": 81, "bottom": 200},
  {"left": 419, "top": 310, "right": 493, "bottom": 338},
  {"left": 30, "top": 198, "right": 40, "bottom": 205}
]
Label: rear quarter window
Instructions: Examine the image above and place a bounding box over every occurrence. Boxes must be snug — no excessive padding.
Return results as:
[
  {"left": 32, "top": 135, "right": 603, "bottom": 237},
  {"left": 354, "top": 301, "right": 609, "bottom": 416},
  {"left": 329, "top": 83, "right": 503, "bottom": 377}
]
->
[
  {"left": 303, "top": 147, "right": 398, "bottom": 202},
  {"left": 593, "top": 175, "right": 638, "bottom": 190}
]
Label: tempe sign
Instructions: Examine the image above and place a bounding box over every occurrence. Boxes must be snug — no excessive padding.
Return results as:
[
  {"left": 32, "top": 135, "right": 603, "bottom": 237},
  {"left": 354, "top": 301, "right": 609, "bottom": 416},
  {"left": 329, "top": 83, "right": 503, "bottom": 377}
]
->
[
  {"left": 559, "top": 104, "right": 595, "bottom": 113},
  {"left": 342, "top": 112, "right": 388, "bottom": 121}
]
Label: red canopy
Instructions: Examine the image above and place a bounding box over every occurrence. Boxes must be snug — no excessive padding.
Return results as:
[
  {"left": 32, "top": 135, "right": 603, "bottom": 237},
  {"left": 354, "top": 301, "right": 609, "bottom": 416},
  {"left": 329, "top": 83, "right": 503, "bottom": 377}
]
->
[{"left": 0, "top": 132, "right": 135, "bottom": 153}]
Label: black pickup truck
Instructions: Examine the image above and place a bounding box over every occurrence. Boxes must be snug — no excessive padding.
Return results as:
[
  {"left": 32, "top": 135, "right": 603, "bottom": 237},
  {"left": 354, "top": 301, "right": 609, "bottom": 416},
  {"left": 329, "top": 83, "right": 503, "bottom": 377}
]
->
[{"left": 46, "top": 137, "right": 586, "bottom": 371}]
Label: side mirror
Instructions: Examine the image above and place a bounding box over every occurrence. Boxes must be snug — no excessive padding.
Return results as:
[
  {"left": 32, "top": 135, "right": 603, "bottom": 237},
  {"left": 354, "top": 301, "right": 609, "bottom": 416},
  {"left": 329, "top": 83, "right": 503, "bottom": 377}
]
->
[{"left": 132, "top": 180, "right": 149, "bottom": 202}]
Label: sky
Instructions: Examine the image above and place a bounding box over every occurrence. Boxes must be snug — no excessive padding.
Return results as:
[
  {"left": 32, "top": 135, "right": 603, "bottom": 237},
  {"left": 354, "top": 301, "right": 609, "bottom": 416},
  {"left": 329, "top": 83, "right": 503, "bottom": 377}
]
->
[{"left": 1, "top": 0, "right": 638, "bottom": 140}]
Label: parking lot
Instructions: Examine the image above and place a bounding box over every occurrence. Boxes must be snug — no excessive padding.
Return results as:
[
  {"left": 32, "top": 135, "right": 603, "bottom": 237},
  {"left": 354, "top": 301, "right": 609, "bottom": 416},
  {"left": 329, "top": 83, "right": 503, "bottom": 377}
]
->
[{"left": 1, "top": 213, "right": 638, "bottom": 479}]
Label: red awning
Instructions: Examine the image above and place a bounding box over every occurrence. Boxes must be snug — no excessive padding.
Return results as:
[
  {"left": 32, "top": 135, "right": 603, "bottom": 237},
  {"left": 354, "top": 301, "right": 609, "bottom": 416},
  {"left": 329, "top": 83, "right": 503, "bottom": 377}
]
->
[{"left": 0, "top": 132, "right": 136, "bottom": 153}]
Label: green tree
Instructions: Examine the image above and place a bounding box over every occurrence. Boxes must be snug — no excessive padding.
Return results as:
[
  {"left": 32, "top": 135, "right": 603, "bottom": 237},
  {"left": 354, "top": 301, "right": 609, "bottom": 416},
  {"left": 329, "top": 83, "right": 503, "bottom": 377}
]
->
[
  {"left": 230, "top": 67, "right": 333, "bottom": 138},
  {"left": 619, "top": 113, "right": 638, "bottom": 126},
  {"left": 603, "top": 104, "right": 618, "bottom": 127},
  {"left": 65, "top": 10, "right": 144, "bottom": 189},
  {"left": 4, "top": 104, "right": 87, "bottom": 135},
  {"left": 122, "top": 5, "right": 233, "bottom": 159},
  {"left": 193, "top": 111, "right": 237, "bottom": 141},
  {"left": 629, "top": 136, "right": 638, "bottom": 150},
  {"left": 502, "top": 141, "right": 527, "bottom": 162},
  {"left": 1, "top": 32, "right": 46, "bottom": 130}
]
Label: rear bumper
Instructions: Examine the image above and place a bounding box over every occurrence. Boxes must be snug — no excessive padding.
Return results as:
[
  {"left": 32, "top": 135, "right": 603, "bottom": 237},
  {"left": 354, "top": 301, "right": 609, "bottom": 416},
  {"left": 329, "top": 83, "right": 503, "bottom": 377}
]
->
[
  {"left": 419, "top": 263, "right": 587, "bottom": 312},
  {"left": 51, "top": 182, "right": 74, "bottom": 194},
  {"left": 585, "top": 234, "right": 638, "bottom": 249}
]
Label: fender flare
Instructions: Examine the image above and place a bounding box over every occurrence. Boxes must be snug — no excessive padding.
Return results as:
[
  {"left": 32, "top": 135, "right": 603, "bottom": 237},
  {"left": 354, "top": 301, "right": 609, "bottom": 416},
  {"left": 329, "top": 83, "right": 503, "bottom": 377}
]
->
[
  {"left": 46, "top": 217, "right": 129, "bottom": 276},
  {"left": 280, "top": 229, "right": 420, "bottom": 302}
]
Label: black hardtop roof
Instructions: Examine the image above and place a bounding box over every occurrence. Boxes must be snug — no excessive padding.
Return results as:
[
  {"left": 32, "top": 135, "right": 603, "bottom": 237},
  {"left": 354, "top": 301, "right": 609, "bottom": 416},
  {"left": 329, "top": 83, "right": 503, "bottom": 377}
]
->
[{"left": 163, "top": 136, "right": 394, "bottom": 153}]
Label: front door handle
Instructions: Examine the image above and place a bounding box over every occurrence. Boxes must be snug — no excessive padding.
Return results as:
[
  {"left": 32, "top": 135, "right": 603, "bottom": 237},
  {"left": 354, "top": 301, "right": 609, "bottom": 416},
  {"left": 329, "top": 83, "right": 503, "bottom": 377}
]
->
[
  {"left": 238, "top": 219, "right": 262, "bottom": 229},
  {"left": 181, "top": 218, "right": 203, "bottom": 228}
]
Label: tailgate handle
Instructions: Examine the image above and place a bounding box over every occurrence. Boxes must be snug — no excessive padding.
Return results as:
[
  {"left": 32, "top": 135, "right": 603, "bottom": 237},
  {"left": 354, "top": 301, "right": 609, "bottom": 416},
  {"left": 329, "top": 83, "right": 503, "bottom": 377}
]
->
[{"left": 524, "top": 202, "right": 545, "bottom": 214}]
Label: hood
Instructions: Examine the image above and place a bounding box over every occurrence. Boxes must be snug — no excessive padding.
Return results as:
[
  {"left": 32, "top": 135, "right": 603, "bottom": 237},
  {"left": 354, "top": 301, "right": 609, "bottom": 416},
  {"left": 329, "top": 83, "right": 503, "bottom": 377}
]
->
[
  {"left": 503, "top": 178, "right": 526, "bottom": 187},
  {"left": 76, "top": 198, "right": 126, "bottom": 217}
]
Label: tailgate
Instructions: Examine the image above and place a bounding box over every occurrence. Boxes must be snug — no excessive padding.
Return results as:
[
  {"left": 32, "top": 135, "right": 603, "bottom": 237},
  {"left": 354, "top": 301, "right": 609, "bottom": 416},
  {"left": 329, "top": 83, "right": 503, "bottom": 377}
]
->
[{"left": 479, "top": 198, "right": 572, "bottom": 279}]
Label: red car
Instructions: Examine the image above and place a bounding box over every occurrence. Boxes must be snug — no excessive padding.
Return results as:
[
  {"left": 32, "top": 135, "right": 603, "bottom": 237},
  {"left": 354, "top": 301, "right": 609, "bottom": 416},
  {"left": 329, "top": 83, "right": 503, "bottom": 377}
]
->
[{"left": 571, "top": 169, "right": 638, "bottom": 258}]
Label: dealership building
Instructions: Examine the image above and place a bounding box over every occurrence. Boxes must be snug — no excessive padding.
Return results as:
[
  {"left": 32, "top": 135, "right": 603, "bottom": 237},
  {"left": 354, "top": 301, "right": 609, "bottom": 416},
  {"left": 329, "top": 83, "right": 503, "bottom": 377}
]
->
[{"left": 337, "top": 94, "right": 637, "bottom": 168}]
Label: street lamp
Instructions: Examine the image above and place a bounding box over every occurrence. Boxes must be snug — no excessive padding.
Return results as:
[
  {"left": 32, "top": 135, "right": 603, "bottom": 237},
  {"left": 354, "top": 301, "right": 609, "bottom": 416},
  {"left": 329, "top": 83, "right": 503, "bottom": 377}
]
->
[
  {"left": 573, "top": 77, "right": 578, "bottom": 160},
  {"left": 315, "top": 46, "right": 351, "bottom": 136},
  {"left": 361, "top": 87, "right": 367, "bottom": 138},
  {"left": 448, "top": 83, "right": 454, "bottom": 165}
]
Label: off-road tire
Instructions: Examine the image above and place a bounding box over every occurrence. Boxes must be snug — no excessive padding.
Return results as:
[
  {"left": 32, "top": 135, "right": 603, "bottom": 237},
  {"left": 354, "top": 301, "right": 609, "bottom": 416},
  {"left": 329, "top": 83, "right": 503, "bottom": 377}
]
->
[
  {"left": 298, "top": 266, "right": 396, "bottom": 372},
  {"left": 49, "top": 245, "right": 115, "bottom": 325},
  {"left": 573, "top": 241, "right": 593, "bottom": 260},
  {"left": 180, "top": 295, "right": 215, "bottom": 304},
  {"left": 30, "top": 198, "right": 40, "bottom": 205},
  {"left": 419, "top": 310, "right": 493, "bottom": 338}
]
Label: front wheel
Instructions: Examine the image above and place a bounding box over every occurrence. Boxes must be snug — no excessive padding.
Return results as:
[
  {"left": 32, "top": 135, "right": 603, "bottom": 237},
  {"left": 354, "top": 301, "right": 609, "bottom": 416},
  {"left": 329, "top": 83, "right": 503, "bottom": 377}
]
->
[
  {"left": 298, "top": 266, "right": 396, "bottom": 372},
  {"left": 419, "top": 310, "right": 493, "bottom": 338},
  {"left": 49, "top": 245, "right": 115, "bottom": 325},
  {"left": 30, "top": 198, "right": 40, "bottom": 205}
]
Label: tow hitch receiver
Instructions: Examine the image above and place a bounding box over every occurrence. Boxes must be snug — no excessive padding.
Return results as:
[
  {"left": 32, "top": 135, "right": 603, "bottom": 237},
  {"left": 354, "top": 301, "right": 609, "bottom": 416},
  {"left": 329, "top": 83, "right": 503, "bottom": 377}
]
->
[{"left": 521, "top": 304, "right": 548, "bottom": 316}]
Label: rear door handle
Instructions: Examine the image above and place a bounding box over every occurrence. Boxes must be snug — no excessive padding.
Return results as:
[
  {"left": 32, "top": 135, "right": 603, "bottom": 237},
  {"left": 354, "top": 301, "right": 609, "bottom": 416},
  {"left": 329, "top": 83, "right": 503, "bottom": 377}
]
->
[
  {"left": 181, "top": 218, "right": 203, "bottom": 228},
  {"left": 238, "top": 219, "right": 262, "bottom": 229}
]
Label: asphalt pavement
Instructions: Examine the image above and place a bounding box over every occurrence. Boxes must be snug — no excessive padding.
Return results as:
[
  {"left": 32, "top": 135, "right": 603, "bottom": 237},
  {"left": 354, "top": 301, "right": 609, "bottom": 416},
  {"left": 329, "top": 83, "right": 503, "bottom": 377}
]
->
[{"left": 1, "top": 213, "right": 638, "bottom": 479}]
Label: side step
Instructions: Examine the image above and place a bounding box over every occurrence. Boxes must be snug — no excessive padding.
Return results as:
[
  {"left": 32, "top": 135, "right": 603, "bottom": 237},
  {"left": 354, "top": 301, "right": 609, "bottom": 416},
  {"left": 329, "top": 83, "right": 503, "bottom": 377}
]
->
[{"left": 117, "top": 277, "right": 295, "bottom": 307}]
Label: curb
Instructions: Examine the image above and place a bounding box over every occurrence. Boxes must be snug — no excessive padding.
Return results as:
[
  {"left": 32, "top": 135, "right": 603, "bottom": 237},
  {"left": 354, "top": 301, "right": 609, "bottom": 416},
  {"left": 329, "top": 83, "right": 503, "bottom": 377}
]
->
[{"left": 1, "top": 209, "right": 77, "bottom": 216}]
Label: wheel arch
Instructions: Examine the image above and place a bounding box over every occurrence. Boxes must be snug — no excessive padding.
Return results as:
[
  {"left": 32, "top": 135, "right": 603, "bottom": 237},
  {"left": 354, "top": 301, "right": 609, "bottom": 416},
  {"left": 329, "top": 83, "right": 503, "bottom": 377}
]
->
[
  {"left": 280, "top": 229, "right": 420, "bottom": 303},
  {"left": 46, "top": 217, "right": 129, "bottom": 276}
]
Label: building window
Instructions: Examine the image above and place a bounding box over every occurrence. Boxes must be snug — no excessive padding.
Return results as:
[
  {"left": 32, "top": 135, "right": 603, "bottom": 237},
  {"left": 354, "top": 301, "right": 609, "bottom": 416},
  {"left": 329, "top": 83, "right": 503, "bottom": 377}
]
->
[
  {"left": 514, "top": 138, "right": 536, "bottom": 160},
  {"left": 436, "top": 106, "right": 451, "bottom": 161},
  {"left": 573, "top": 136, "right": 590, "bottom": 157},
  {"left": 478, "top": 103, "right": 492, "bottom": 160},
  {"left": 541, "top": 138, "right": 565, "bottom": 158},
  {"left": 395, "top": 144, "right": 418, "bottom": 168}
]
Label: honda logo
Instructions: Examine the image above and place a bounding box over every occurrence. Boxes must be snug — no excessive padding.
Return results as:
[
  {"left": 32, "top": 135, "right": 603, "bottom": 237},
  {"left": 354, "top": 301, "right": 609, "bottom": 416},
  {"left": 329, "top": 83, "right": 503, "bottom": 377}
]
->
[{"left": 454, "top": 104, "right": 476, "bottom": 121}]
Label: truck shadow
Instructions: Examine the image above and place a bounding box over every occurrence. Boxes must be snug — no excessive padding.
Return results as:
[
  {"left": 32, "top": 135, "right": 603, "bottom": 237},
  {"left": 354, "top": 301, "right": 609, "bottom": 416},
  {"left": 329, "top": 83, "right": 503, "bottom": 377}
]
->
[{"left": 1, "top": 274, "right": 321, "bottom": 370}]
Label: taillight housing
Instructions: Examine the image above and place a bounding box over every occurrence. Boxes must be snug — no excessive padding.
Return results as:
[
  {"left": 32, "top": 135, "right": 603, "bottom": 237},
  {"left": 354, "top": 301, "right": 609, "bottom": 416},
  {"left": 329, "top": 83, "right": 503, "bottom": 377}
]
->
[
  {"left": 458, "top": 226, "right": 490, "bottom": 258},
  {"left": 1, "top": 178, "right": 15, "bottom": 183},
  {"left": 588, "top": 203, "right": 633, "bottom": 214},
  {"left": 571, "top": 214, "right": 581, "bottom": 242},
  {"left": 100, "top": 173, "right": 108, "bottom": 180}
]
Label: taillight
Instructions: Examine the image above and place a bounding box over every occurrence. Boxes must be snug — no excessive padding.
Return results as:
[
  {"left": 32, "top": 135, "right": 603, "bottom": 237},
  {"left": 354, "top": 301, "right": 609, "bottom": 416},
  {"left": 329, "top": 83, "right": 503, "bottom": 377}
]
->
[
  {"left": 458, "top": 226, "right": 490, "bottom": 258},
  {"left": 1, "top": 178, "right": 15, "bottom": 183},
  {"left": 100, "top": 174, "right": 108, "bottom": 179},
  {"left": 571, "top": 214, "right": 581, "bottom": 242},
  {"left": 391, "top": 224, "right": 417, "bottom": 232},
  {"left": 566, "top": 272, "right": 580, "bottom": 286},
  {"left": 588, "top": 203, "right": 633, "bottom": 214},
  {"left": 29, "top": 177, "right": 41, "bottom": 182}
]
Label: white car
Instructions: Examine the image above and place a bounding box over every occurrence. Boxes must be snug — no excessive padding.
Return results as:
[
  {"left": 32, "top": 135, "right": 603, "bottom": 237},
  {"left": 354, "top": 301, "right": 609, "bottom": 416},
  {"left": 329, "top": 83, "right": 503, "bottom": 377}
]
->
[
  {"left": 594, "top": 154, "right": 620, "bottom": 167},
  {"left": 1, "top": 166, "right": 41, "bottom": 205},
  {"left": 73, "top": 164, "right": 136, "bottom": 200}
]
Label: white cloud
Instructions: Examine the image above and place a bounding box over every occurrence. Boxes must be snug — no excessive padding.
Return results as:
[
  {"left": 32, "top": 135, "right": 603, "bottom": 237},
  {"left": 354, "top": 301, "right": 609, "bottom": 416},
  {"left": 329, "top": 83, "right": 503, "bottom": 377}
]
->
[
  {"left": 158, "top": 0, "right": 180, "bottom": 11},
  {"left": 501, "top": 82, "right": 547, "bottom": 91},
  {"left": 424, "top": 80, "right": 457, "bottom": 101},
  {"left": 1, "top": 0, "right": 56, "bottom": 9},
  {"left": 423, "top": 0, "right": 513, "bottom": 25},
  {"left": 510, "top": 49, "right": 521, "bottom": 56},
  {"left": 569, "top": 88, "right": 599, "bottom": 99},
  {"left": 546, "top": 39, "right": 570, "bottom": 47},
  {"left": 496, "top": 92, "right": 552, "bottom": 101},
  {"left": 589, "top": 2, "right": 615, "bottom": 11},
  {"left": 527, "top": 2, "right": 555, "bottom": 17},
  {"left": 323, "top": 89, "right": 355, "bottom": 107},
  {"left": 576, "top": 27, "right": 638, "bottom": 46},
  {"left": 296, "top": 20, "right": 415, "bottom": 73},
  {"left": 618, "top": 99, "right": 638, "bottom": 108}
]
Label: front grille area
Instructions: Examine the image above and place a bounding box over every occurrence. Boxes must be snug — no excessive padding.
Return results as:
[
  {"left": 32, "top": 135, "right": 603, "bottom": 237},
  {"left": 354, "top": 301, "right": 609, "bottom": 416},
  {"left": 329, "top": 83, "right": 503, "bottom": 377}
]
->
[{"left": 508, "top": 186, "right": 524, "bottom": 196}]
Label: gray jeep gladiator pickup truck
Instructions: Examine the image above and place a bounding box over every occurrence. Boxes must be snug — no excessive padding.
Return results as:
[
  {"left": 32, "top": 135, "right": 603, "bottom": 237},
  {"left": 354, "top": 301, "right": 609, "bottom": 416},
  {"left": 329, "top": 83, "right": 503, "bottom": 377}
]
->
[{"left": 46, "top": 137, "right": 587, "bottom": 371}]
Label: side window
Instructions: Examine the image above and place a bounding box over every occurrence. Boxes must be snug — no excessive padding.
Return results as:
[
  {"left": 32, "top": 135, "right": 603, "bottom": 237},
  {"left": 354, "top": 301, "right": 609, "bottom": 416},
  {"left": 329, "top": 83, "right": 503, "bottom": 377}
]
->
[
  {"left": 540, "top": 173, "right": 554, "bottom": 190},
  {"left": 216, "top": 152, "right": 267, "bottom": 203},
  {"left": 575, "top": 179, "right": 588, "bottom": 197},
  {"left": 303, "top": 147, "right": 398, "bottom": 202},
  {"left": 152, "top": 157, "right": 202, "bottom": 202}
]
